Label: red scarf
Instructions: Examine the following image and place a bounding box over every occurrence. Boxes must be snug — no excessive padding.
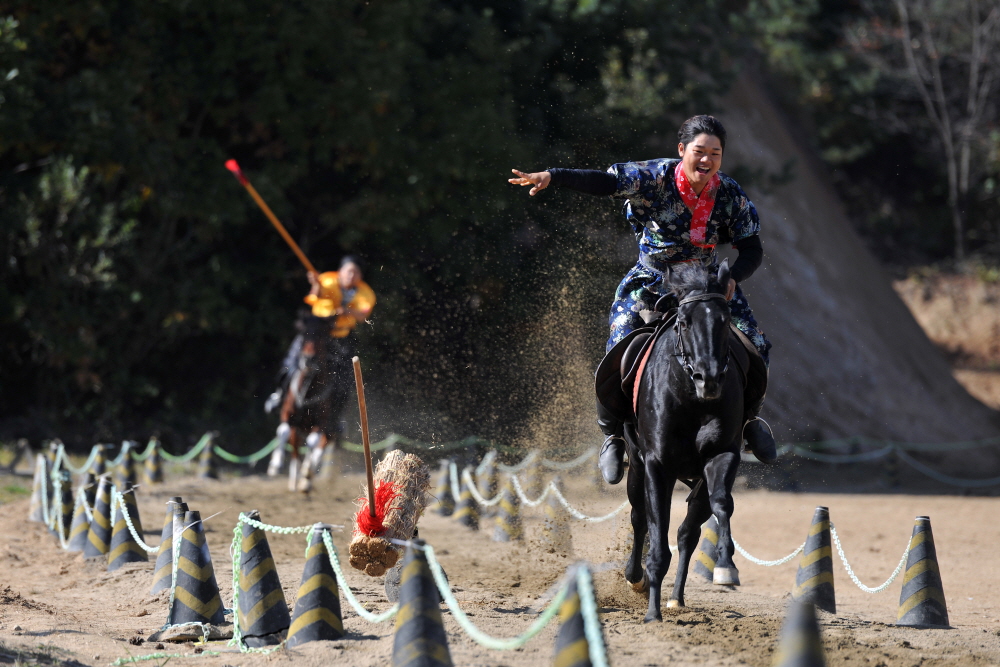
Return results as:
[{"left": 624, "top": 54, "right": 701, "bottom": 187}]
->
[{"left": 674, "top": 162, "right": 720, "bottom": 249}]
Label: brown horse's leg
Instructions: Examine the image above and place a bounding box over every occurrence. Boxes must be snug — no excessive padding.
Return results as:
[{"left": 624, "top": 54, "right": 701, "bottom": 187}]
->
[
  {"left": 704, "top": 451, "right": 741, "bottom": 585},
  {"left": 287, "top": 428, "right": 301, "bottom": 492},
  {"left": 669, "top": 481, "right": 713, "bottom": 607},
  {"left": 643, "top": 454, "right": 675, "bottom": 623}
]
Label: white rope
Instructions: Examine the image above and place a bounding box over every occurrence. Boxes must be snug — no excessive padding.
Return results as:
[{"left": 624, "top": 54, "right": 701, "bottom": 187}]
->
[
  {"left": 320, "top": 530, "right": 398, "bottom": 623},
  {"left": 461, "top": 468, "right": 503, "bottom": 506},
  {"left": 732, "top": 537, "right": 804, "bottom": 566},
  {"left": 53, "top": 443, "right": 101, "bottom": 476},
  {"left": 475, "top": 450, "right": 498, "bottom": 478},
  {"left": 496, "top": 449, "right": 538, "bottom": 474},
  {"left": 76, "top": 486, "right": 94, "bottom": 522},
  {"left": 111, "top": 486, "right": 160, "bottom": 553},
  {"left": 448, "top": 461, "right": 462, "bottom": 505},
  {"left": 830, "top": 522, "right": 911, "bottom": 593},
  {"left": 510, "top": 473, "right": 551, "bottom": 507},
  {"left": 549, "top": 484, "right": 629, "bottom": 523}
]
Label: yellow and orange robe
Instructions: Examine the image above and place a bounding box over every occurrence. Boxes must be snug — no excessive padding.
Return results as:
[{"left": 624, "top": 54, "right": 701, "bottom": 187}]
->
[{"left": 303, "top": 271, "right": 376, "bottom": 338}]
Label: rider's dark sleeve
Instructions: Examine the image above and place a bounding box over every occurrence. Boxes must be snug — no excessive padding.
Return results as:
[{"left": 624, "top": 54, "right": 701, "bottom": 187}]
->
[
  {"left": 546, "top": 168, "right": 618, "bottom": 196},
  {"left": 730, "top": 235, "right": 763, "bottom": 283}
]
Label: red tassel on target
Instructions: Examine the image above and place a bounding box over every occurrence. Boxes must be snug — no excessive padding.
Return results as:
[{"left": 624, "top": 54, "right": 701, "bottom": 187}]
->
[{"left": 354, "top": 481, "right": 402, "bottom": 537}]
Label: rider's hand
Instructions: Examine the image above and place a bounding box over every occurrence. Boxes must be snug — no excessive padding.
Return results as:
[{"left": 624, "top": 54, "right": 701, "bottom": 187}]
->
[
  {"left": 725, "top": 278, "right": 736, "bottom": 302},
  {"left": 508, "top": 169, "right": 551, "bottom": 196},
  {"left": 307, "top": 271, "right": 319, "bottom": 286}
]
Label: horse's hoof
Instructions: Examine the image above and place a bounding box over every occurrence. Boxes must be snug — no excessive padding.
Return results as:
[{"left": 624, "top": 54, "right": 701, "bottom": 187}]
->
[
  {"left": 297, "top": 477, "right": 312, "bottom": 493},
  {"left": 713, "top": 566, "right": 741, "bottom": 586},
  {"left": 666, "top": 599, "right": 683, "bottom": 608},
  {"left": 643, "top": 612, "right": 662, "bottom": 623},
  {"left": 629, "top": 570, "right": 649, "bottom": 593}
]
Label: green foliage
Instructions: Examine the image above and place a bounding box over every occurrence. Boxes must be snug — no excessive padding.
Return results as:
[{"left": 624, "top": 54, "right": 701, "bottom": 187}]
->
[{"left": 0, "top": 0, "right": 742, "bottom": 447}]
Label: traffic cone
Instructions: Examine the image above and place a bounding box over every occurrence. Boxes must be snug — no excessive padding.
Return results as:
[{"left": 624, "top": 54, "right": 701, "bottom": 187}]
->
[
  {"left": 552, "top": 566, "right": 604, "bottom": 667},
  {"left": 28, "top": 454, "right": 48, "bottom": 522},
  {"left": 83, "top": 475, "right": 113, "bottom": 559},
  {"left": 167, "top": 510, "right": 226, "bottom": 626},
  {"left": 477, "top": 458, "right": 498, "bottom": 518},
  {"left": 115, "top": 442, "right": 137, "bottom": 490},
  {"left": 541, "top": 479, "right": 572, "bottom": 554},
  {"left": 791, "top": 507, "right": 835, "bottom": 614},
  {"left": 772, "top": 599, "right": 826, "bottom": 667},
  {"left": 91, "top": 444, "right": 108, "bottom": 476},
  {"left": 430, "top": 460, "right": 454, "bottom": 517},
  {"left": 524, "top": 451, "right": 544, "bottom": 499},
  {"left": 391, "top": 539, "right": 452, "bottom": 667},
  {"left": 493, "top": 476, "right": 522, "bottom": 542},
  {"left": 692, "top": 516, "right": 720, "bottom": 582},
  {"left": 150, "top": 498, "right": 186, "bottom": 595},
  {"left": 237, "top": 510, "right": 290, "bottom": 647},
  {"left": 453, "top": 476, "right": 479, "bottom": 531},
  {"left": 286, "top": 523, "right": 344, "bottom": 647},
  {"left": 197, "top": 438, "right": 218, "bottom": 479},
  {"left": 108, "top": 485, "right": 148, "bottom": 571},
  {"left": 144, "top": 439, "right": 164, "bottom": 484},
  {"left": 67, "top": 474, "right": 97, "bottom": 552},
  {"left": 896, "top": 516, "right": 949, "bottom": 628},
  {"left": 52, "top": 470, "right": 74, "bottom": 542}
]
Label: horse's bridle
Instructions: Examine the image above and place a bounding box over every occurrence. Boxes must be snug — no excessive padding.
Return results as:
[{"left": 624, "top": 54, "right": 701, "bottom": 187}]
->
[{"left": 673, "top": 292, "right": 730, "bottom": 381}]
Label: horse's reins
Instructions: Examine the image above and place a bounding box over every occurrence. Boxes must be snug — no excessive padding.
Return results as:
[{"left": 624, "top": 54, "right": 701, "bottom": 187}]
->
[{"left": 673, "top": 291, "right": 730, "bottom": 381}]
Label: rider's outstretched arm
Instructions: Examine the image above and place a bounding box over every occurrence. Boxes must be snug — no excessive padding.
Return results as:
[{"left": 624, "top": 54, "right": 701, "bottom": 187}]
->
[
  {"left": 546, "top": 168, "right": 617, "bottom": 196},
  {"left": 730, "top": 235, "right": 763, "bottom": 284}
]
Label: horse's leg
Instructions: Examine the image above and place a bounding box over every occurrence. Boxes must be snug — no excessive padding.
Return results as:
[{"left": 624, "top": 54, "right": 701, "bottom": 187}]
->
[
  {"left": 297, "top": 430, "right": 326, "bottom": 493},
  {"left": 643, "top": 455, "right": 674, "bottom": 623},
  {"left": 668, "top": 481, "right": 713, "bottom": 608},
  {"left": 624, "top": 438, "right": 647, "bottom": 589},
  {"left": 287, "top": 428, "right": 301, "bottom": 492},
  {"left": 704, "top": 451, "right": 741, "bottom": 585}
]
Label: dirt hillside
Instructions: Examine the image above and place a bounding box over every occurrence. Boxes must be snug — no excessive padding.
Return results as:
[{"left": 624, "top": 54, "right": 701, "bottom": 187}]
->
[{"left": 711, "top": 74, "right": 1000, "bottom": 462}]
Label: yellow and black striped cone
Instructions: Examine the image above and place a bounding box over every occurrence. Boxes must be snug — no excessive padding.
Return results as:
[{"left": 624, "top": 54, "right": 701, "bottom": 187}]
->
[
  {"left": 150, "top": 497, "right": 186, "bottom": 595},
  {"left": 115, "top": 442, "right": 137, "bottom": 490},
  {"left": 477, "top": 459, "right": 499, "bottom": 519},
  {"left": 167, "top": 510, "right": 226, "bottom": 626},
  {"left": 197, "top": 440, "right": 218, "bottom": 479},
  {"left": 83, "top": 475, "right": 114, "bottom": 559},
  {"left": 28, "top": 454, "right": 49, "bottom": 523},
  {"left": 541, "top": 481, "right": 573, "bottom": 554},
  {"left": 453, "top": 482, "right": 479, "bottom": 531},
  {"left": 552, "top": 567, "right": 603, "bottom": 667},
  {"left": 692, "top": 516, "right": 720, "bottom": 582},
  {"left": 524, "top": 451, "right": 544, "bottom": 499},
  {"left": 52, "top": 470, "right": 74, "bottom": 541},
  {"left": 791, "top": 506, "right": 835, "bottom": 614},
  {"left": 896, "top": 516, "right": 949, "bottom": 628},
  {"left": 144, "top": 439, "right": 164, "bottom": 484},
  {"left": 91, "top": 444, "right": 108, "bottom": 477},
  {"left": 108, "top": 485, "right": 148, "bottom": 571},
  {"left": 67, "top": 474, "right": 97, "bottom": 552},
  {"left": 286, "top": 523, "right": 344, "bottom": 647},
  {"left": 237, "top": 510, "right": 290, "bottom": 647},
  {"left": 430, "top": 460, "right": 454, "bottom": 517},
  {"left": 391, "top": 539, "right": 452, "bottom": 667},
  {"left": 492, "top": 477, "right": 522, "bottom": 542},
  {"left": 772, "top": 599, "right": 826, "bottom": 667}
]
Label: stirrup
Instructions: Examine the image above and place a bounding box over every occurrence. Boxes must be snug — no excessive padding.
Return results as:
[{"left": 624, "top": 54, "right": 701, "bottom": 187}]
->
[{"left": 741, "top": 416, "right": 773, "bottom": 451}]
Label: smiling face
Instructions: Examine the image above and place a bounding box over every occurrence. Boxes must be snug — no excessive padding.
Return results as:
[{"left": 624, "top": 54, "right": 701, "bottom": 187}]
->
[{"left": 678, "top": 133, "right": 723, "bottom": 192}]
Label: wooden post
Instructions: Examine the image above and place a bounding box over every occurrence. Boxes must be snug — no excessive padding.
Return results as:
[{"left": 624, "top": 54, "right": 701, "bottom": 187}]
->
[{"left": 352, "top": 356, "right": 376, "bottom": 517}]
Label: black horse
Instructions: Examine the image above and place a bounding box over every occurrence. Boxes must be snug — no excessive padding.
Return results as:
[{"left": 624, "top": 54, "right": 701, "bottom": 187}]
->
[
  {"left": 267, "top": 315, "right": 354, "bottom": 492},
  {"left": 623, "top": 259, "right": 748, "bottom": 622}
]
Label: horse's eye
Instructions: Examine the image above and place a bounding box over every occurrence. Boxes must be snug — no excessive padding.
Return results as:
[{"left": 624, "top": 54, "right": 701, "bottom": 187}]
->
[{"left": 679, "top": 320, "right": 688, "bottom": 330}]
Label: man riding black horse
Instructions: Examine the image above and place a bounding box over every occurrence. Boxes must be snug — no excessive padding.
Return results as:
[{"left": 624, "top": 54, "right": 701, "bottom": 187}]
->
[
  {"left": 509, "top": 115, "right": 777, "bottom": 480},
  {"left": 265, "top": 256, "right": 376, "bottom": 488}
]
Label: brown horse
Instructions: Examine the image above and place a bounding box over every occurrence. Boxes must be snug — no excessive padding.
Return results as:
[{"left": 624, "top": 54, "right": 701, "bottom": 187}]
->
[{"left": 266, "top": 315, "right": 354, "bottom": 492}]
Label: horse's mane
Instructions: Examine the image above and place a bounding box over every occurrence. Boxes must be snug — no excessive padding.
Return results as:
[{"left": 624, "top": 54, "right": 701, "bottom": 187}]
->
[{"left": 666, "top": 262, "right": 723, "bottom": 297}]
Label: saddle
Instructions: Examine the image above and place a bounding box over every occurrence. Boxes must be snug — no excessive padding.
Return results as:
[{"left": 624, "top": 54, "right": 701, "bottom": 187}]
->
[{"left": 595, "top": 313, "right": 766, "bottom": 424}]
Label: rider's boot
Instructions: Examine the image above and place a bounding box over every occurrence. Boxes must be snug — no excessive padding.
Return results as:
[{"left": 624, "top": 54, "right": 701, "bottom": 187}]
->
[
  {"left": 267, "top": 423, "right": 290, "bottom": 477},
  {"left": 743, "top": 399, "right": 777, "bottom": 464},
  {"left": 597, "top": 401, "right": 627, "bottom": 485}
]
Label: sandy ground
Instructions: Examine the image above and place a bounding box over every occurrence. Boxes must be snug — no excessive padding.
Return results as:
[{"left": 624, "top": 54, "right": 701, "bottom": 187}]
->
[{"left": 2, "top": 465, "right": 1000, "bottom": 667}]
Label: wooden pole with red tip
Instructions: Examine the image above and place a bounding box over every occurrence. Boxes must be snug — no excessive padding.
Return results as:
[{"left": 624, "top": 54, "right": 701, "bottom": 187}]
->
[
  {"left": 352, "top": 356, "right": 377, "bottom": 518},
  {"left": 224, "top": 159, "right": 318, "bottom": 275}
]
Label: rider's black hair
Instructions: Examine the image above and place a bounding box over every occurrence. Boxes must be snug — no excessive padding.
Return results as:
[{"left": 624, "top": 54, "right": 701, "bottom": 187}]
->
[
  {"left": 678, "top": 115, "right": 727, "bottom": 152},
  {"left": 339, "top": 255, "right": 365, "bottom": 274}
]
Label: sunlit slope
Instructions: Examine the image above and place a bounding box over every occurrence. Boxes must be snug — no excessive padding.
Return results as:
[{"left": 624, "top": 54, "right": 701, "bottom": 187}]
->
[{"left": 717, "top": 74, "right": 1000, "bottom": 447}]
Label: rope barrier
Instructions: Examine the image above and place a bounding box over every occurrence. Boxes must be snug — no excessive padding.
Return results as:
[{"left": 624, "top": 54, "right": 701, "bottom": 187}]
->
[
  {"left": 895, "top": 449, "right": 1000, "bottom": 488},
  {"left": 159, "top": 433, "right": 213, "bottom": 463},
  {"left": 213, "top": 439, "right": 280, "bottom": 465},
  {"left": 319, "top": 530, "right": 399, "bottom": 623},
  {"left": 732, "top": 537, "right": 804, "bottom": 566},
  {"left": 130, "top": 439, "right": 158, "bottom": 462},
  {"left": 830, "top": 522, "right": 911, "bottom": 594},
  {"left": 110, "top": 486, "right": 161, "bottom": 553},
  {"left": 461, "top": 467, "right": 503, "bottom": 506},
  {"left": 548, "top": 484, "right": 629, "bottom": 523},
  {"left": 509, "top": 473, "right": 551, "bottom": 507}
]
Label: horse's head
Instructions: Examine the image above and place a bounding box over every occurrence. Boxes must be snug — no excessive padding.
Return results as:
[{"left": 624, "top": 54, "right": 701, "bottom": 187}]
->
[
  {"left": 665, "top": 259, "right": 732, "bottom": 400},
  {"left": 299, "top": 315, "right": 333, "bottom": 359}
]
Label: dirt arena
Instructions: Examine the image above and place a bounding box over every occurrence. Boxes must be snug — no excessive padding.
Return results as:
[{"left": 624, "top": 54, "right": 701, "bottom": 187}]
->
[{"left": 1, "top": 465, "right": 999, "bottom": 667}]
